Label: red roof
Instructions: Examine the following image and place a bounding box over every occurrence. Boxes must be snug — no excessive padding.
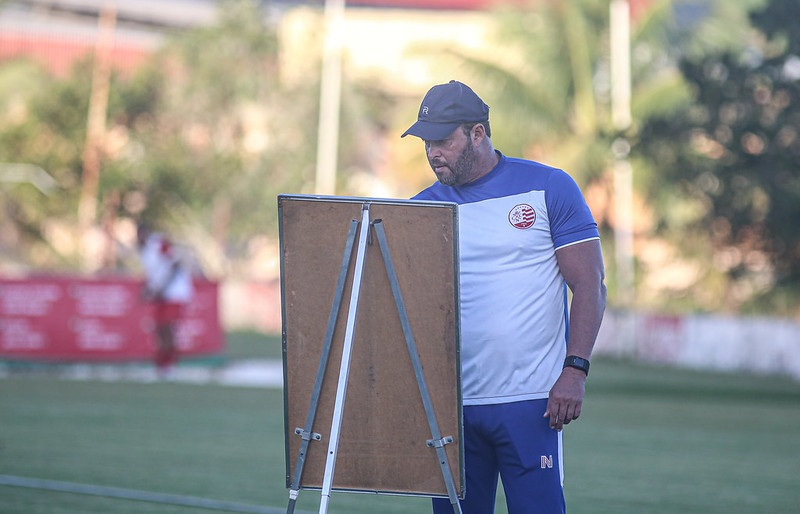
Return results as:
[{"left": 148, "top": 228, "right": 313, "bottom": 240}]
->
[
  {"left": 347, "top": 0, "right": 652, "bottom": 16},
  {"left": 346, "top": 0, "right": 526, "bottom": 10},
  {"left": 0, "top": 0, "right": 654, "bottom": 77}
]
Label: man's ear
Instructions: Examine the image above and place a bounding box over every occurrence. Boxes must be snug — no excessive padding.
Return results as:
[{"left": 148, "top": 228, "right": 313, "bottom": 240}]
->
[{"left": 472, "top": 123, "right": 486, "bottom": 142}]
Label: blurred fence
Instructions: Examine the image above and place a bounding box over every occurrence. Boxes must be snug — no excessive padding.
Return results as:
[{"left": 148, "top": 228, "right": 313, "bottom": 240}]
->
[
  {"left": 220, "top": 278, "right": 800, "bottom": 381},
  {"left": 596, "top": 309, "right": 800, "bottom": 380}
]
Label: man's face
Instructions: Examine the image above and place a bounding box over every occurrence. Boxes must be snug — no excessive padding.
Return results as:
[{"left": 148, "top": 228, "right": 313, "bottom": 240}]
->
[{"left": 424, "top": 126, "right": 478, "bottom": 186}]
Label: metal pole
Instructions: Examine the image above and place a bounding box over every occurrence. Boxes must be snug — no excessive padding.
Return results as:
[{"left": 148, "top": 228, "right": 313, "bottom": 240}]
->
[
  {"left": 318, "top": 203, "right": 371, "bottom": 514},
  {"left": 286, "top": 219, "right": 360, "bottom": 514},
  {"left": 610, "top": 0, "right": 635, "bottom": 306},
  {"left": 372, "top": 220, "right": 463, "bottom": 514},
  {"left": 610, "top": 0, "right": 637, "bottom": 355},
  {"left": 314, "top": 0, "right": 345, "bottom": 195},
  {"left": 610, "top": 0, "right": 631, "bottom": 131},
  {"left": 78, "top": 1, "right": 116, "bottom": 269}
]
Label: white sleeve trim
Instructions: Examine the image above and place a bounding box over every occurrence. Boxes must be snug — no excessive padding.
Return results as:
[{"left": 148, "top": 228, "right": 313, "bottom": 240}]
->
[{"left": 554, "top": 236, "right": 600, "bottom": 251}]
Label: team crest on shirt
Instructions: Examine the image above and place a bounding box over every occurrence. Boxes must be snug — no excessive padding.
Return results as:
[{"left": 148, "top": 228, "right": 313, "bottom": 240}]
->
[{"left": 508, "top": 204, "right": 536, "bottom": 229}]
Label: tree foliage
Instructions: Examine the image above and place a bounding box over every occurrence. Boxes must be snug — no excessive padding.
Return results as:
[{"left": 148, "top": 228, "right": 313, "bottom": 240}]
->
[
  {"left": 636, "top": 0, "right": 800, "bottom": 314},
  {"left": 2, "top": 0, "right": 799, "bottom": 316},
  {"left": 0, "top": 59, "right": 93, "bottom": 268},
  {"left": 433, "top": 0, "right": 614, "bottom": 184},
  {"left": 105, "top": 0, "right": 313, "bottom": 251},
  {"left": 0, "top": 1, "right": 331, "bottom": 273},
  {"left": 402, "top": 0, "right": 799, "bottom": 315},
  {"left": 1, "top": 0, "right": 394, "bottom": 274}
]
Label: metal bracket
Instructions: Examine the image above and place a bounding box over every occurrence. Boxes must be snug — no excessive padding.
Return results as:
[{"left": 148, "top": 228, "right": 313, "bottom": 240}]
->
[
  {"left": 426, "top": 436, "right": 454, "bottom": 449},
  {"left": 295, "top": 427, "right": 322, "bottom": 441}
]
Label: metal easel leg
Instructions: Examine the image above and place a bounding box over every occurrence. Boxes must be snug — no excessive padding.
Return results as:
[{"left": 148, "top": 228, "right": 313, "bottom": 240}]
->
[
  {"left": 285, "top": 217, "right": 360, "bottom": 514},
  {"left": 318, "top": 203, "right": 373, "bottom": 514},
  {"left": 372, "top": 220, "right": 464, "bottom": 514}
]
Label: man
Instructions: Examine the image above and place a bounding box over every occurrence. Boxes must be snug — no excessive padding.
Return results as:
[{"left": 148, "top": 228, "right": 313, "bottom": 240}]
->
[
  {"left": 137, "top": 222, "right": 194, "bottom": 380},
  {"left": 402, "top": 80, "right": 607, "bottom": 514}
]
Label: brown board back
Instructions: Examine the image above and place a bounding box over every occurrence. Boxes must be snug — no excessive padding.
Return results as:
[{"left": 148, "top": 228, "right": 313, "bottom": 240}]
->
[{"left": 278, "top": 194, "right": 463, "bottom": 498}]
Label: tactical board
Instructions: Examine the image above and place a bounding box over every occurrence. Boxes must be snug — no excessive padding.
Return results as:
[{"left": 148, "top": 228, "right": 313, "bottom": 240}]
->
[{"left": 278, "top": 194, "right": 463, "bottom": 498}]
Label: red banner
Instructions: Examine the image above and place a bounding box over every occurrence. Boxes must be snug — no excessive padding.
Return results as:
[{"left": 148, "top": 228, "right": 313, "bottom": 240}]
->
[{"left": 0, "top": 276, "right": 223, "bottom": 361}]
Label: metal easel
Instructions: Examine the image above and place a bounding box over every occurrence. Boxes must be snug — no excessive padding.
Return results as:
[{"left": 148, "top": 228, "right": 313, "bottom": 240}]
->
[{"left": 285, "top": 202, "right": 463, "bottom": 514}]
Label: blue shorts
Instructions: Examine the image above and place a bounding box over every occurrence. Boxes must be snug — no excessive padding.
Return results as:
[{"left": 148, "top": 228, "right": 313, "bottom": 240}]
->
[{"left": 433, "top": 399, "right": 565, "bottom": 514}]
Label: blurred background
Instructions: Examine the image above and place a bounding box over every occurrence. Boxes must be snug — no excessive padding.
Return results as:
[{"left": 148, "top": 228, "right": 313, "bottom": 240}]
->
[
  {"left": 0, "top": 0, "right": 798, "bottom": 377},
  {"left": 1, "top": 2, "right": 799, "bottom": 513}
]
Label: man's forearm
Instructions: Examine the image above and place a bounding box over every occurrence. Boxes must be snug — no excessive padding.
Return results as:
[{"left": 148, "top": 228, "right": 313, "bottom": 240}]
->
[{"left": 566, "top": 283, "right": 607, "bottom": 359}]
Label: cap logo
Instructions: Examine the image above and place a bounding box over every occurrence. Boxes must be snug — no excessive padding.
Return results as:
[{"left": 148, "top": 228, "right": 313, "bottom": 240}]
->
[
  {"left": 422, "top": 106, "right": 429, "bottom": 115},
  {"left": 508, "top": 204, "right": 536, "bottom": 229}
]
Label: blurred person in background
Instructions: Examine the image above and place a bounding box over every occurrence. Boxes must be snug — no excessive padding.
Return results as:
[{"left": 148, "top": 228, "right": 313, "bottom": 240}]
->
[
  {"left": 402, "top": 80, "right": 606, "bottom": 514},
  {"left": 136, "top": 222, "right": 194, "bottom": 380}
]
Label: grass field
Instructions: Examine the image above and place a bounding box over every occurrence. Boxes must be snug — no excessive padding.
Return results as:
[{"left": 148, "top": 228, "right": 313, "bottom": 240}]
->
[{"left": 2, "top": 331, "right": 799, "bottom": 514}]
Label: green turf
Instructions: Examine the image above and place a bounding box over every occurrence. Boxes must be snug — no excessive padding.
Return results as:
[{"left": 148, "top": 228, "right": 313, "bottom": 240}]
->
[
  {"left": 1, "top": 355, "right": 799, "bottom": 514},
  {"left": 563, "top": 360, "right": 800, "bottom": 514},
  {"left": 223, "top": 330, "right": 283, "bottom": 361}
]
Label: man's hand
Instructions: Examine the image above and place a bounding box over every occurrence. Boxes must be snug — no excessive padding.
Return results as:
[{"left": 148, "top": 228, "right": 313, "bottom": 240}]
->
[{"left": 544, "top": 367, "right": 587, "bottom": 431}]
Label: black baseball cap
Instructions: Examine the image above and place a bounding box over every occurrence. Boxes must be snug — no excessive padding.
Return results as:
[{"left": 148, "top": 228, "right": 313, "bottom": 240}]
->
[{"left": 401, "top": 80, "right": 490, "bottom": 140}]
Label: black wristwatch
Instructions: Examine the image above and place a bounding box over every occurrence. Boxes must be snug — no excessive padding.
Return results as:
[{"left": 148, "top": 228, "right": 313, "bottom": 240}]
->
[{"left": 563, "top": 355, "right": 590, "bottom": 376}]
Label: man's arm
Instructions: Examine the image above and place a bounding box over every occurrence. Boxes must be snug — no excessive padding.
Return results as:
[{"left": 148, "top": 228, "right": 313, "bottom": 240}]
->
[{"left": 545, "top": 238, "right": 607, "bottom": 431}]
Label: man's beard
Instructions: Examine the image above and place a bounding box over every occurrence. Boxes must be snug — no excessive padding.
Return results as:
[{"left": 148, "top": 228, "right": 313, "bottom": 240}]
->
[{"left": 431, "top": 141, "right": 477, "bottom": 186}]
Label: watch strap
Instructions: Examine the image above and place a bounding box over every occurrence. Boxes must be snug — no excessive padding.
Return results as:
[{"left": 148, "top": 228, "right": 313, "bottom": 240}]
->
[{"left": 563, "top": 355, "right": 590, "bottom": 376}]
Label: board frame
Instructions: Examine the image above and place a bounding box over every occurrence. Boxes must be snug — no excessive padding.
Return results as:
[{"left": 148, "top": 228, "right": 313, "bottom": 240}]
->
[{"left": 278, "top": 194, "right": 463, "bottom": 498}]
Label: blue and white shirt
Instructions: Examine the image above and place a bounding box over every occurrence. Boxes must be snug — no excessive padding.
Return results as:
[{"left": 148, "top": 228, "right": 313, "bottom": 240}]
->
[{"left": 414, "top": 153, "right": 599, "bottom": 405}]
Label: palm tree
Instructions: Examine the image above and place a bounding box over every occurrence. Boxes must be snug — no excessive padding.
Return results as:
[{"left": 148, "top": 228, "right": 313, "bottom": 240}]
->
[{"left": 409, "top": 0, "right": 761, "bottom": 310}]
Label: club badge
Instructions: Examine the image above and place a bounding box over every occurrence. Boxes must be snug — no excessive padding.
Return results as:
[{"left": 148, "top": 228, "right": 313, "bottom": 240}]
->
[{"left": 508, "top": 204, "right": 536, "bottom": 229}]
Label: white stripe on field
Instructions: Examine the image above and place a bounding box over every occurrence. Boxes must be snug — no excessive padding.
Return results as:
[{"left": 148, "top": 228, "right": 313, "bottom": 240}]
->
[{"left": 0, "top": 474, "right": 311, "bottom": 514}]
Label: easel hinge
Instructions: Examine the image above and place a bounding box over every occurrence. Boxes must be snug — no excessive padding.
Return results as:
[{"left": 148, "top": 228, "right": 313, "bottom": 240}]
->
[
  {"left": 426, "top": 435, "right": 454, "bottom": 448},
  {"left": 295, "top": 427, "right": 322, "bottom": 441}
]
